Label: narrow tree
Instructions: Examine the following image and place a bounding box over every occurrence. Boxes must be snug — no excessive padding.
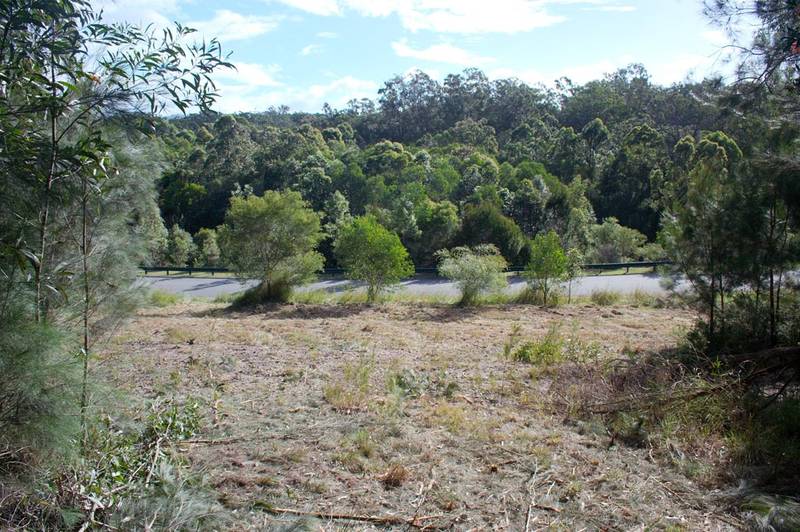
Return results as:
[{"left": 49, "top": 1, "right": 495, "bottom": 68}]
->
[{"left": 524, "top": 231, "right": 568, "bottom": 306}]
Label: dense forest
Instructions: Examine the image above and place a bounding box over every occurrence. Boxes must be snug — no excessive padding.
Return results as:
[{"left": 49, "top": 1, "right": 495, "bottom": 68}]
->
[{"left": 149, "top": 65, "right": 758, "bottom": 268}]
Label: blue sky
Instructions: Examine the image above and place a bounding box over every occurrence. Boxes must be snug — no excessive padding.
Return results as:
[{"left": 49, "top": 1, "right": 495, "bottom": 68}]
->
[{"left": 95, "top": 0, "right": 738, "bottom": 113}]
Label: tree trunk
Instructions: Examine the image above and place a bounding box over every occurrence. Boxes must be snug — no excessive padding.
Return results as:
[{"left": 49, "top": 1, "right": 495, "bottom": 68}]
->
[{"left": 80, "top": 173, "right": 90, "bottom": 443}]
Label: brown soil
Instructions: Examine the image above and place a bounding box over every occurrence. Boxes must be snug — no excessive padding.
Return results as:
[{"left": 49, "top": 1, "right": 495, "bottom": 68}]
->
[{"left": 100, "top": 302, "right": 742, "bottom": 530}]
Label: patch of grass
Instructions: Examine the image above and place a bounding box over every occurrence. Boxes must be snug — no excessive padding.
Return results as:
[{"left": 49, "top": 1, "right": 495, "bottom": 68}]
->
[
  {"left": 627, "top": 288, "right": 658, "bottom": 307},
  {"left": 322, "top": 356, "right": 374, "bottom": 411},
  {"left": 289, "top": 290, "right": 330, "bottom": 304},
  {"left": 164, "top": 326, "right": 195, "bottom": 344},
  {"left": 428, "top": 402, "right": 467, "bottom": 433},
  {"left": 508, "top": 325, "right": 564, "bottom": 368},
  {"left": 590, "top": 289, "right": 622, "bottom": 306},
  {"left": 349, "top": 428, "right": 376, "bottom": 458},
  {"left": 212, "top": 292, "right": 238, "bottom": 304},
  {"left": 148, "top": 290, "right": 184, "bottom": 307},
  {"left": 513, "top": 287, "right": 564, "bottom": 306}
]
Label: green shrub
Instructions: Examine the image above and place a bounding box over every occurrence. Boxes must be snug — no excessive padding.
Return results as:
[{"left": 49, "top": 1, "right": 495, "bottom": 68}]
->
[
  {"left": 509, "top": 326, "right": 564, "bottom": 367},
  {"left": 218, "top": 190, "right": 324, "bottom": 304},
  {"left": 0, "top": 308, "right": 80, "bottom": 473},
  {"left": 148, "top": 290, "right": 184, "bottom": 307},
  {"left": 590, "top": 289, "right": 621, "bottom": 306},
  {"left": 436, "top": 244, "right": 507, "bottom": 306},
  {"left": 334, "top": 216, "right": 414, "bottom": 302}
]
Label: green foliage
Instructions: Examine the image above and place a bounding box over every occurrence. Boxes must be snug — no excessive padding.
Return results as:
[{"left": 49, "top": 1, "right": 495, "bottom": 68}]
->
[
  {"left": 147, "top": 290, "right": 184, "bottom": 308},
  {"left": 506, "top": 325, "right": 565, "bottom": 372},
  {"left": 0, "top": 307, "right": 79, "bottom": 472},
  {"left": 524, "top": 231, "right": 568, "bottom": 306},
  {"left": 436, "top": 244, "right": 508, "bottom": 306},
  {"left": 458, "top": 202, "right": 528, "bottom": 265},
  {"left": 193, "top": 228, "right": 220, "bottom": 267},
  {"left": 334, "top": 216, "right": 414, "bottom": 302},
  {"left": 589, "top": 217, "right": 647, "bottom": 263},
  {"left": 218, "top": 190, "right": 324, "bottom": 303},
  {"left": 166, "top": 224, "right": 197, "bottom": 266},
  {"left": 590, "top": 289, "right": 622, "bottom": 306}
]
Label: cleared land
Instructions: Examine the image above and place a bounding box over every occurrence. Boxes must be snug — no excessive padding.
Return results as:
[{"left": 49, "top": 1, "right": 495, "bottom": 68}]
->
[{"left": 100, "top": 302, "right": 742, "bottom": 530}]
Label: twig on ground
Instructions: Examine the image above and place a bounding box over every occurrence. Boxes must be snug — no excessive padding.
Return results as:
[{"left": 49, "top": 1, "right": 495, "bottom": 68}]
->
[{"left": 258, "top": 505, "right": 446, "bottom": 529}]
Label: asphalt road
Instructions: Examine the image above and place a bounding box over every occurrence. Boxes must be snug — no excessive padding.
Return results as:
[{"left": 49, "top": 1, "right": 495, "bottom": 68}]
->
[{"left": 140, "top": 272, "right": 672, "bottom": 299}]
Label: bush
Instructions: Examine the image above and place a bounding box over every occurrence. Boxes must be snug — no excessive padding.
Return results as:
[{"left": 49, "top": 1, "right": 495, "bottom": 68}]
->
[
  {"left": 507, "top": 326, "right": 564, "bottom": 367},
  {"left": 590, "top": 289, "right": 621, "bottom": 306},
  {"left": 166, "top": 224, "right": 197, "bottom": 266},
  {"left": 218, "top": 190, "right": 324, "bottom": 303},
  {"left": 334, "top": 216, "right": 414, "bottom": 302},
  {"left": 588, "top": 217, "right": 647, "bottom": 263},
  {"left": 147, "top": 290, "right": 184, "bottom": 307},
  {"left": 193, "top": 228, "right": 221, "bottom": 267},
  {"left": 524, "top": 231, "right": 567, "bottom": 306},
  {"left": 436, "top": 244, "right": 508, "bottom": 306}
]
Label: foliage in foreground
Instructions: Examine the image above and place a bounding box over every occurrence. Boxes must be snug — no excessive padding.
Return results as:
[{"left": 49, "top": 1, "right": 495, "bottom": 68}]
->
[{"left": 1, "top": 397, "right": 224, "bottom": 531}]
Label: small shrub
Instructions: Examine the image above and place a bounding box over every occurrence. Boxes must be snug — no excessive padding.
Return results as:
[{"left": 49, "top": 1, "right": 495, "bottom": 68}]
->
[
  {"left": 436, "top": 244, "right": 507, "bottom": 306},
  {"left": 510, "top": 326, "right": 564, "bottom": 368},
  {"left": 590, "top": 289, "right": 621, "bottom": 306},
  {"left": 148, "top": 290, "right": 184, "bottom": 307},
  {"left": 628, "top": 288, "right": 657, "bottom": 307}
]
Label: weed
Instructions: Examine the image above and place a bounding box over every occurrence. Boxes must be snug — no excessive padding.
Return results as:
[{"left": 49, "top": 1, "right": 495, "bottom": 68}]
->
[
  {"left": 349, "top": 428, "right": 376, "bottom": 458},
  {"left": 323, "top": 356, "right": 374, "bottom": 411},
  {"left": 628, "top": 288, "right": 657, "bottom": 307},
  {"left": 148, "top": 290, "right": 184, "bottom": 307},
  {"left": 510, "top": 325, "right": 564, "bottom": 368},
  {"left": 428, "top": 402, "right": 466, "bottom": 433},
  {"left": 590, "top": 289, "right": 621, "bottom": 306}
]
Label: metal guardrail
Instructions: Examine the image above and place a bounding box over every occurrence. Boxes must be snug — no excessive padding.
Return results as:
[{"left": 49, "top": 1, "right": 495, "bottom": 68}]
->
[{"left": 141, "top": 261, "right": 671, "bottom": 277}]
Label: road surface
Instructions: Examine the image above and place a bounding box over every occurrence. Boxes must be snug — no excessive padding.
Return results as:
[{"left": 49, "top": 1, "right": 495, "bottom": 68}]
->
[{"left": 140, "top": 273, "right": 673, "bottom": 299}]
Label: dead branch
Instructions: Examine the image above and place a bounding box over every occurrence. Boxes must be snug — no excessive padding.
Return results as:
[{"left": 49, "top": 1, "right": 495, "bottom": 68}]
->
[{"left": 258, "top": 505, "right": 446, "bottom": 529}]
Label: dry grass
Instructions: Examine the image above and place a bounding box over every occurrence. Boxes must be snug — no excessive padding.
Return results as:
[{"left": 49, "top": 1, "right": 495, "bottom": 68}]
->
[{"left": 99, "top": 301, "right": 745, "bottom": 530}]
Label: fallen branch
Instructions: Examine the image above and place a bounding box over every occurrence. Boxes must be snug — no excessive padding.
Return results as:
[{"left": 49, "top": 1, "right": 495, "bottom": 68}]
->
[
  {"left": 257, "top": 505, "right": 445, "bottom": 529},
  {"left": 175, "top": 437, "right": 243, "bottom": 446}
]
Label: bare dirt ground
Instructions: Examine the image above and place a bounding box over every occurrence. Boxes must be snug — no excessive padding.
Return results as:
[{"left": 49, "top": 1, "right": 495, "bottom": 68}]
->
[{"left": 100, "top": 302, "right": 744, "bottom": 530}]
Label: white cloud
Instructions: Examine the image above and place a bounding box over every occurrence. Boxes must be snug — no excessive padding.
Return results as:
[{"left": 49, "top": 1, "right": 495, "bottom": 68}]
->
[
  {"left": 301, "top": 44, "right": 324, "bottom": 55},
  {"left": 490, "top": 57, "right": 630, "bottom": 86},
  {"left": 490, "top": 51, "right": 724, "bottom": 88},
  {"left": 702, "top": 29, "right": 729, "bottom": 47},
  {"left": 586, "top": 5, "right": 636, "bottom": 12},
  {"left": 93, "top": 0, "right": 181, "bottom": 26},
  {"left": 216, "top": 62, "right": 283, "bottom": 88},
  {"left": 392, "top": 38, "right": 494, "bottom": 66},
  {"left": 275, "top": 0, "right": 341, "bottom": 16},
  {"left": 215, "top": 74, "right": 378, "bottom": 112},
  {"left": 273, "top": 0, "right": 640, "bottom": 34},
  {"left": 188, "top": 10, "right": 280, "bottom": 42}
]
